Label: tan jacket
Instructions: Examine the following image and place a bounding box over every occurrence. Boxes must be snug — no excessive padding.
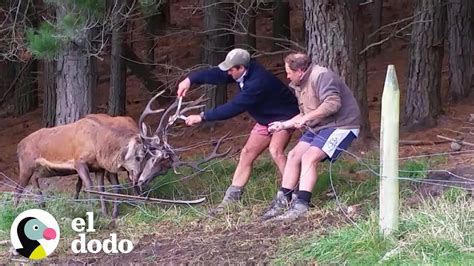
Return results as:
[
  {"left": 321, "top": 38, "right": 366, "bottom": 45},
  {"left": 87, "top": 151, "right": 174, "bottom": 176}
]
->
[{"left": 289, "top": 65, "right": 361, "bottom": 132}]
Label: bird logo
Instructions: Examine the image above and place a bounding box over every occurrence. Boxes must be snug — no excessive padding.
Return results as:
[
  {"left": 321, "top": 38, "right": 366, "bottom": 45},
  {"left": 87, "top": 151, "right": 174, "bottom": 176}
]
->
[{"left": 10, "top": 209, "right": 60, "bottom": 260}]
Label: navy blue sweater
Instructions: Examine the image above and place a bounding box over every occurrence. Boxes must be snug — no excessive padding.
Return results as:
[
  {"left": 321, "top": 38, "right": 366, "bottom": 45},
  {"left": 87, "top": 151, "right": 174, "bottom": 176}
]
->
[{"left": 188, "top": 61, "right": 299, "bottom": 126}]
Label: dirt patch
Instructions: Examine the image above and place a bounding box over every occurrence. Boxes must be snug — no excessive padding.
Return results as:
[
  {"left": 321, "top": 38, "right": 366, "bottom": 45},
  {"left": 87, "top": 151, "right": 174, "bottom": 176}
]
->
[
  {"left": 406, "top": 167, "right": 474, "bottom": 206},
  {"left": 48, "top": 209, "right": 341, "bottom": 264}
]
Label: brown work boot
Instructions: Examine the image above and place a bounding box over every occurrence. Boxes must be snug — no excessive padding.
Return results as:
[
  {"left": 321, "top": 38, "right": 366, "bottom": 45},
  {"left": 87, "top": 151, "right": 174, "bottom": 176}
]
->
[
  {"left": 209, "top": 185, "right": 243, "bottom": 216},
  {"left": 273, "top": 199, "right": 309, "bottom": 221},
  {"left": 261, "top": 191, "right": 290, "bottom": 221}
]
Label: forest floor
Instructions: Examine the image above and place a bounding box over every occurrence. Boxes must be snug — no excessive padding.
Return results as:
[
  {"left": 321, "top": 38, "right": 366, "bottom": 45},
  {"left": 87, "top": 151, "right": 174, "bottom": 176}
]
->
[{"left": 0, "top": 0, "right": 473, "bottom": 264}]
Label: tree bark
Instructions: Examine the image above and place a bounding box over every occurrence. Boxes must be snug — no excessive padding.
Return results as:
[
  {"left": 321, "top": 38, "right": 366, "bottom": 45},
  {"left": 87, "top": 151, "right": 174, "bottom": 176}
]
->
[
  {"left": 304, "top": 0, "right": 372, "bottom": 140},
  {"left": 447, "top": 0, "right": 472, "bottom": 102},
  {"left": 203, "top": 0, "right": 234, "bottom": 113},
  {"left": 272, "top": 0, "right": 290, "bottom": 51},
  {"left": 404, "top": 0, "right": 445, "bottom": 130},
  {"left": 55, "top": 7, "right": 95, "bottom": 125},
  {"left": 43, "top": 60, "right": 57, "bottom": 127},
  {"left": 108, "top": 0, "right": 127, "bottom": 116},
  {"left": 369, "top": 0, "right": 383, "bottom": 56}
]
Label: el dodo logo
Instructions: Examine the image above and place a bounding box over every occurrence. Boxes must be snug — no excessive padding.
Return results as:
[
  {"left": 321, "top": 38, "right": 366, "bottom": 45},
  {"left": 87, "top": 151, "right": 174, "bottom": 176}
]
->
[{"left": 10, "top": 209, "right": 60, "bottom": 260}]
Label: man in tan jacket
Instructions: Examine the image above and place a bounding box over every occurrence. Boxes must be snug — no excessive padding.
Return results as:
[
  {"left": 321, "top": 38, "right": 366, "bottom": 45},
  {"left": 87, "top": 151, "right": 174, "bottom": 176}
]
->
[{"left": 262, "top": 53, "right": 361, "bottom": 220}]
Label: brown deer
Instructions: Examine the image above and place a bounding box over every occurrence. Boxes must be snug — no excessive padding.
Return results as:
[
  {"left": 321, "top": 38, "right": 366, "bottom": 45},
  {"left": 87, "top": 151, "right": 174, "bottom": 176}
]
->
[
  {"left": 14, "top": 91, "right": 230, "bottom": 217},
  {"left": 14, "top": 113, "right": 151, "bottom": 216},
  {"left": 73, "top": 113, "right": 141, "bottom": 218}
]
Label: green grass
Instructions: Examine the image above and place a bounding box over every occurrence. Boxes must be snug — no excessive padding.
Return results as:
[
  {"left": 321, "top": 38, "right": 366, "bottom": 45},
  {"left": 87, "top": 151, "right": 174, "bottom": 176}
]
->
[
  {"left": 1, "top": 154, "right": 470, "bottom": 264},
  {"left": 275, "top": 187, "right": 473, "bottom": 265},
  {"left": 273, "top": 154, "right": 472, "bottom": 264}
]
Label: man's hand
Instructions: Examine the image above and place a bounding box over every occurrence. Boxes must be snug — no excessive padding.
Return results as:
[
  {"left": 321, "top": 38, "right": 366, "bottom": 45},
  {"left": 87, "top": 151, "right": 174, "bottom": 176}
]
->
[
  {"left": 177, "top": 78, "right": 191, "bottom": 97},
  {"left": 185, "top": 114, "right": 203, "bottom": 126},
  {"left": 268, "top": 121, "right": 292, "bottom": 133},
  {"left": 293, "top": 115, "right": 309, "bottom": 129}
]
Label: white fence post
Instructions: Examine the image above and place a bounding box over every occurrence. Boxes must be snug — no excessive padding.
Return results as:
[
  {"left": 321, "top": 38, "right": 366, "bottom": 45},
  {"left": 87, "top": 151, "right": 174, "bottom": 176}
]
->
[{"left": 379, "top": 65, "right": 400, "bottom": 236}]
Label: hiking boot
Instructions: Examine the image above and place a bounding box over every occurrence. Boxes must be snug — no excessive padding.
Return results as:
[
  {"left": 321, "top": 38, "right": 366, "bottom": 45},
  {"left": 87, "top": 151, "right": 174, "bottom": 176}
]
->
[
  {"left": 208, "top": 185, "right": 243, "bottom": 216},
  {"left": 261, "top": 191, "right": 290, "bottom": 221},
  {"left": 273, "top": 199, "right": 309, "bottom": 221}
]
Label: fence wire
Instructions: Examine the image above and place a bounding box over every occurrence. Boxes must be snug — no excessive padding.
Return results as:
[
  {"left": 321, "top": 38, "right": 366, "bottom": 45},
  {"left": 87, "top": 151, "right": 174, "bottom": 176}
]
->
[{"left": 1, "top": 126, "right": 472, "bottom": 225}]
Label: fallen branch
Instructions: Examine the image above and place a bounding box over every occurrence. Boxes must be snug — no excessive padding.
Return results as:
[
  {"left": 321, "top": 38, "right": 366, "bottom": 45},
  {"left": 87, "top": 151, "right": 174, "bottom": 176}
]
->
[
  {"left": 84, "top": 190, "right": 206, "bottom": 205},
  {"left": 436, "top": 135, "right": 474, "bottom": 147},
  {"left": 400, "top": 139, "right": 450, "bottom": 146},
  {"left": 0, "top": 240, "right": 10, "bottom": 245}
]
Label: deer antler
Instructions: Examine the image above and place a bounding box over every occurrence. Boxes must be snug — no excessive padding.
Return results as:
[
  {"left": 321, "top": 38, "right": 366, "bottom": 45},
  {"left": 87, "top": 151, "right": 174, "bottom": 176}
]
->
[
  {"left": 172, "top": 132, "right": 232, "bottom": 172},
  {"left": 178, "top": 95, "right": 207, "bottom": 116},
  {"left": 138, "top": 90, "right": 166, "bottom": 143},
  {"left": 154, "top": 95, "right": 208, "bottom": 136},
  {"left": 153, "top": 95, "right": 208, "bottom": 158}
]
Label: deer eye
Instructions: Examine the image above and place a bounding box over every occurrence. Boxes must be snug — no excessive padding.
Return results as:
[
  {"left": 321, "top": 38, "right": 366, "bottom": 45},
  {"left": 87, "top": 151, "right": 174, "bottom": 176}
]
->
[{"left": 135, "top": 156, "right": 141, "bottom": 162}]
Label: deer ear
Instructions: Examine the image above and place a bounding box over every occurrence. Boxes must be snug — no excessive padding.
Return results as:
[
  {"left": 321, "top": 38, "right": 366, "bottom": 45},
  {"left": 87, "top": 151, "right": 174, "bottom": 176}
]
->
[
  {"left": 123, "top": 137, "right": 138, "bottom": 160},
  {"left": 122, "top": 145, "right": 130, "bottom": 160}
]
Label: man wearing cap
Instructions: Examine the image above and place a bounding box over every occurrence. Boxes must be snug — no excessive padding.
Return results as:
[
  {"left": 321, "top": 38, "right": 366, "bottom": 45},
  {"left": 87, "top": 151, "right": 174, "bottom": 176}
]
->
[{"left": 177, "top": 48, "right": 299, "bottom": 215}]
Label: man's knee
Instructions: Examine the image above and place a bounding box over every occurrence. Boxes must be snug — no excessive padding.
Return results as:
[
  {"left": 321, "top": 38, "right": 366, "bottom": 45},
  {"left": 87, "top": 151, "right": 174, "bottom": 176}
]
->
[
  {"left": 239, "top": 146, "right": 259, "bottom": 162},
  {"left": 268, "top": 144, "right": 284, "bottom": 160},
  {"left": 301, "top": 149, "right": 325, "bottom": 165},
  {"left": 287, "top": 148, "right": 303, "bottom": 162}
]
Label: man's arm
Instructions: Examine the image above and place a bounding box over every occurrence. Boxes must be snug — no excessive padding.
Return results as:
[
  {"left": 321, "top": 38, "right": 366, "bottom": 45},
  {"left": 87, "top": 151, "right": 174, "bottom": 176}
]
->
[
  {"left": 178, "top": 68, "right": 234, "bottom": 97},
  {"left": 297, "top": 74, "right": 342, "bottom": 127},
  {"left": 268, "top": 113, "right": 303, "bottom": 132},
  {"left": 188, "top": 67, "right": 234, "bottom": 85},
  {"left": 203, "top": 81, "right": 264, "bottom": 121}
]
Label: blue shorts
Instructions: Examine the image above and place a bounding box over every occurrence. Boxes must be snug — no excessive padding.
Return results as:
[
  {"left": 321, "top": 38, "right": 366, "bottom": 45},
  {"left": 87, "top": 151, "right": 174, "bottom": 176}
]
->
[{"left": 300, "top": 128, "right": 358, "bottom": 162}]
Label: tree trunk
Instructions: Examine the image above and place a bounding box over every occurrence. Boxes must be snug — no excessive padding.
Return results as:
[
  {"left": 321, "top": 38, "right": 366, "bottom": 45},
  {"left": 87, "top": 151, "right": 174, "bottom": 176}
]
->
[
  {"left": 302, "top": 0, "right": 307, "bottom": 47},
  {"left": 55, "top": 8, "right": 95, "bottom": 125},
  {"left": 143, "top": 1, "right": 170, "bottom": 67},
  {"left": 404, "top": 0, "right": 445, "bottom": 130},
  {"left": 123, "top": 43, "right": 164, "bottom": 93},
  {"left": 240, "top": 0, "right": 257, "bottom": 50},
  {"left": 447, "top": 0, "right": 472, "bottom": 102},
  {"left": 43, "top": 60, "right": 57, "bottom": 127},
  {"left": 369, "top": 0, "right": 383, "bottom": 56},
  {"left": 304, "top": 0, "right": 372, "bottom": 140},
  {"left": 203, "top": 0, "right": 234, "bottom": 114},
  {"left": 108, "top": 1, "right": 127, "bottom": 116},
  {"left": 272, "top": 0, "right": 290, "bottom": 51},
  {"left": 13, "top": 59, "right": 38, "bottom": 116}
]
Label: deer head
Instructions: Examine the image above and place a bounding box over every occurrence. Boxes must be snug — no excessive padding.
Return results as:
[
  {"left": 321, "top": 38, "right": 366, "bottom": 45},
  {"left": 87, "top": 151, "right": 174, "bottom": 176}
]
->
[{"left": 136, "top": 92, "right": 231, "bottom": 188}]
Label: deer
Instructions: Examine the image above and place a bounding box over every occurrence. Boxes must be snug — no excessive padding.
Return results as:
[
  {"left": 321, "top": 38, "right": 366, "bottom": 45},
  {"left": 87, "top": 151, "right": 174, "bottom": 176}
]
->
[
  {"left": 14, "top": 113, "right": 151, "bottom": 218},
  {"left": 72, "top": 113, "right": 141, "bottom": 217},
  {"left": 14, "top": 91, "right": 230, "bottom": 218}
]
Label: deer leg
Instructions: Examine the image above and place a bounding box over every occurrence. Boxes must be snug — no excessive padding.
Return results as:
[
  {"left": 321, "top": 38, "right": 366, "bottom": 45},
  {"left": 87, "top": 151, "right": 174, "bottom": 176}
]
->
[
  {"left": 14, "top": 167, "right": 34, "bottom": 206},
  {"left": 108, "top": 172, "right": 121, "bottom": 219},
  {"left": 74, "top": 177, "right": 82, "bottom": 200},
  {"left": 32, "top": 174, "right": 45, "bottom": 208},
  {"left": 97, "top": 170, "right": 108, "bottom": 216},
  {"left": 75, "top": 162, "right": 93, "bottom": 204},
  {"left": 130, "top": 172, "right": 141, "bottom": 195}
]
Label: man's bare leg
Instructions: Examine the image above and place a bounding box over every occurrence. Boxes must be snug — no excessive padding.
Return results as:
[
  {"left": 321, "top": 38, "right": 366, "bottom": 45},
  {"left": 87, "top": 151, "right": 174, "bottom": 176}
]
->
[
  {"left": 210, "top": 133, "right": 270, "bottom": 215},
  {"left": 298, "top": 147, "right": 327, "bottom": 192},
  {"left": 261, "top": 141, "right": 310, "bottom": 220},
  {"left": 268, "top": 129, "right": 292, "bottom": 184},
  {"left": 281, "top": 141, "right": 311, "bottom": 190},
  {"left": 231, "top": 133, "right": 271, "bottom": 187}
]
